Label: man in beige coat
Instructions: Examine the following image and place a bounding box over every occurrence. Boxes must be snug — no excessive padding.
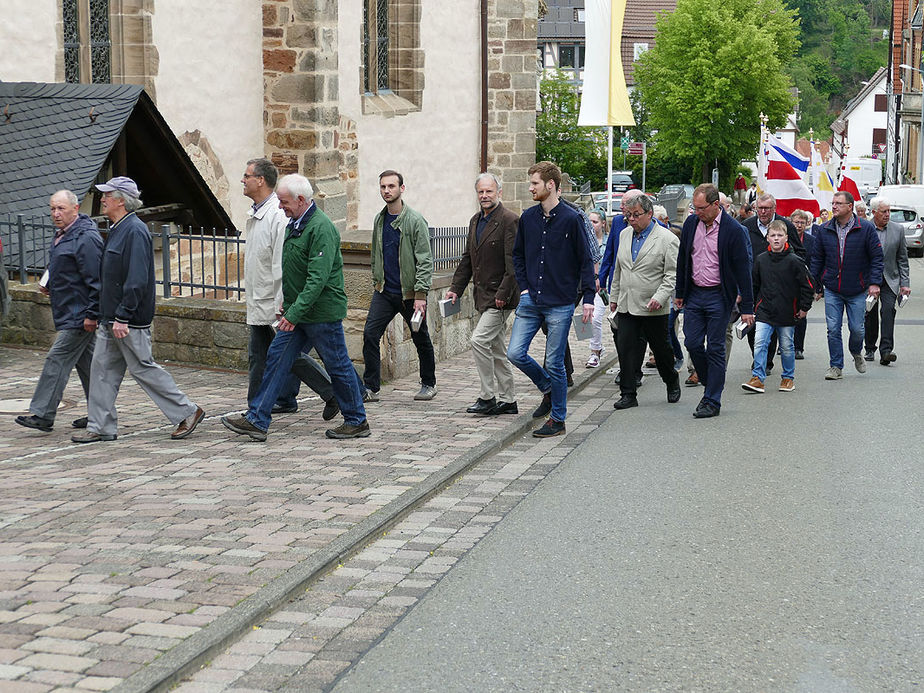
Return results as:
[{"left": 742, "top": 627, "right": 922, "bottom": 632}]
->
[{"left": 610, "top": 193, "right": 682, "bottom": 409}]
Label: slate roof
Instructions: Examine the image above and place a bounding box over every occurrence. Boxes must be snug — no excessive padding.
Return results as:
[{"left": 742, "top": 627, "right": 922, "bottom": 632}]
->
[
  {"left": 0, "top": 81, "right": 235, "bottom": 272},
  {"left": 0, "top": 82, "right": 142, "bottom": 222}
]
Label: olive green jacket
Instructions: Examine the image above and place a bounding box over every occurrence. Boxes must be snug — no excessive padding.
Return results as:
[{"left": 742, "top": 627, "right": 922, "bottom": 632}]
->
[{"left": 371, "top": 202, "right": 433, "bottom": 300}]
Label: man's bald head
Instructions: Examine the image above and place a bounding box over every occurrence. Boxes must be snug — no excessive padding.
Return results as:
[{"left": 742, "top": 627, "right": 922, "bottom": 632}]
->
[{"left": 49, "top": 190, "right": 80, "bottom": 230}]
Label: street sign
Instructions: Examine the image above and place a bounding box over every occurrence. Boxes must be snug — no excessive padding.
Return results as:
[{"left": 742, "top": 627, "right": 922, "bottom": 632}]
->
[
  {"left": 627, "top": 142, "right": 644, "bottom": 155},
  {"left": 620, "top": 135, "right": 630, "bottom": 151}
]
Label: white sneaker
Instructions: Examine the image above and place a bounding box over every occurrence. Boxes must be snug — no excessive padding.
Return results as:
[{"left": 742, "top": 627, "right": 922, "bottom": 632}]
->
[
  {"left": 852, "top": 353, "right": 867, "bottom": 373},
  {"left": 585, "top": 353, "right": 600, "bottom": 368},
  {"left": 824, "top": 367, "right": 843, "bottom": 380}
]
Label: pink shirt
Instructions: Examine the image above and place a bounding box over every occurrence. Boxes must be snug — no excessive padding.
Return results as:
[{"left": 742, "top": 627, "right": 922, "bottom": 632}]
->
[{"left": 691, "top": 210, "right": 721, "bottom": 287}]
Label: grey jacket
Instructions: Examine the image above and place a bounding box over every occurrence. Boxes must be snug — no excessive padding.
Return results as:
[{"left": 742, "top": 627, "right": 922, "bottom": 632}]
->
[{"left": 876, "top": 220, "right": 910, "bottom": 295}]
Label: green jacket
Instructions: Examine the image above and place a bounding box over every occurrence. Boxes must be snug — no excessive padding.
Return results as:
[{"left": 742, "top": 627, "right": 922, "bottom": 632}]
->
[
  {"left": 281, "top": 205, "right": 347, "bottom": 324},
  {"left": 371, "top": 202, "right": 433, "bottom": 300}
]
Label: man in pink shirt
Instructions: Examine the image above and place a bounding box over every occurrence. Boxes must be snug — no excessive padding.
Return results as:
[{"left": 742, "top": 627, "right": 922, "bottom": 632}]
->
[{"left": 674, "top": 184, "right": 754, "bottom": 418}]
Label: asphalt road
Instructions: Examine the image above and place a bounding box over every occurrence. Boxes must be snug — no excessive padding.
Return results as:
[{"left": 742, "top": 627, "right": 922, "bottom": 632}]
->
[{"left": 332, "top": 262, "right": 924, "bottom": 692}]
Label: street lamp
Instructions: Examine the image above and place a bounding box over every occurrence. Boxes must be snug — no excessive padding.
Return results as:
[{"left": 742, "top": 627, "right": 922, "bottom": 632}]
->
[{"left": 899, "top": 63, "right": 924, "bottom": 184}]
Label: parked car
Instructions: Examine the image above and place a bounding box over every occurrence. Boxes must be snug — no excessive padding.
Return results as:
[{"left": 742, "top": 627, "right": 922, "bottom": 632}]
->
[
  {"left": 890, "top": 206, "right": 924, "bottom": 258},
  {"left": 877, "top": 185, "right": 924, "bottom": 258},
  {"left": 655, "top": 183, "right": 695, "bottom": 223},
  {"left": 610, "top": 171, "right": 637, "bottom": 193},
  {"left": 591, "top": 191, "right": 624, "bottom": 213}
]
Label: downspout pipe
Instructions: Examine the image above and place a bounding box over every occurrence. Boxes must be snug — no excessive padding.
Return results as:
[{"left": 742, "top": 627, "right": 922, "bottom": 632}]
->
[{"left": 480, "top": 0, "right": 489, "bottom": 173}]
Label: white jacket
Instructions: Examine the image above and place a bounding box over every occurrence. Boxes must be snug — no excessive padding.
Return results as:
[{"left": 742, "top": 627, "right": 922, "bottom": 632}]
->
[{"left": 244, "top": 193, "right": 288, "bottom": 325}]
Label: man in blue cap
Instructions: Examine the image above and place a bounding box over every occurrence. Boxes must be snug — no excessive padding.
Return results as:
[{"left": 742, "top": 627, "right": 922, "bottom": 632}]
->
[{"left": 71, "top": 177, "right": 205, "bottom": 443}]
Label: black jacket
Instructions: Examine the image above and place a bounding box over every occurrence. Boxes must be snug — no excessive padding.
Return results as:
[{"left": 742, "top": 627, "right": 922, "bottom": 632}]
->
[
  {"left": 743, "top": 214, "right": 806, "bottom": 263},
  {"left": 99, "top": 212, "right": 156, "bottom": 327},
  {"left": 48, "top": 214, "right": 103, "bottom": 330},
  {"left": 752, "top": 246, "right": 814, "bottom": 326}
]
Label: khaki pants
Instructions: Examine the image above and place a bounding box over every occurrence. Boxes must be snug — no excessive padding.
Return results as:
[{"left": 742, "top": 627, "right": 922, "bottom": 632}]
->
[{"left": 471, "top": 308, "right": 516, "bottom": 402}]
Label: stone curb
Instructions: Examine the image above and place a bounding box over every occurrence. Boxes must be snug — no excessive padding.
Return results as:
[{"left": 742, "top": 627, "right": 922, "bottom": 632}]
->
[{"left": 112, "top": 354, "right": 617, "bottom": 693}]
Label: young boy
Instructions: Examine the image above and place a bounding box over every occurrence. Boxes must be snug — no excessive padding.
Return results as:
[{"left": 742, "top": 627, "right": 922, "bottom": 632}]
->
[{"left": 742, "top": 220, "right": 814, "bottom": 393}]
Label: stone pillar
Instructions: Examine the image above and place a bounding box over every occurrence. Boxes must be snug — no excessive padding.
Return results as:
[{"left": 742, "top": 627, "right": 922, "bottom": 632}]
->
[
  {"left": 486, "top": 0, "right": 539, "bottom": 214},
  {"left": 263, "top": 0, "right": 347, "bottom": 229}
]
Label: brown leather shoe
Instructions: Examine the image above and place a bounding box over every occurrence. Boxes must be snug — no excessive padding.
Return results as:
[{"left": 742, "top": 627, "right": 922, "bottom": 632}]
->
[
  {"left": 171, "top": 406, "right": 205, "bottom": 440},
  {"left": 741, "top": 376, "right": 765, "bottom": 393},
  {"left": 779, "top": 378, "right": 795, "bottom": 392}
]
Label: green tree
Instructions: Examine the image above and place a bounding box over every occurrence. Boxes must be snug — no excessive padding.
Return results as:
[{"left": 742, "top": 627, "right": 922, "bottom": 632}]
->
[
  {"left": 536, "top": 70, "right": 608, "bottom": 189},
  {"left": 634, "top": 0, "right": 800, "bottom": 186}
]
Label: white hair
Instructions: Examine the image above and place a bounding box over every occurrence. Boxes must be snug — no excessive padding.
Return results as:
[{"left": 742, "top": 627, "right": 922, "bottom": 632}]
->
[
  {"left": 868, "top": 196, "right": 890, "bottom": 211},
  {"left": 475, "top": 172, "right": 502, "bottom": 190},
  {"left": 111, "top": 190, "right": 143, "bottom": 212},
  {"left": 854, "top": 200, "right": 867, "bottom": 213},
  {"left": 652, "top": 204, "right": 669, "bottom": 221},
  {"left": 277, "top": 174, "right": 314, "bottom": 200},
  {"left": 51, "top": 190, "right": 79, "bottom": 206}
]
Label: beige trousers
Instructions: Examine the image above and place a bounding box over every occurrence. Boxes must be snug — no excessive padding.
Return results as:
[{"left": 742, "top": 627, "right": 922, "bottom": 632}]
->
[{"left": 471, "top": 308, "right": 516, "bottom": 402}]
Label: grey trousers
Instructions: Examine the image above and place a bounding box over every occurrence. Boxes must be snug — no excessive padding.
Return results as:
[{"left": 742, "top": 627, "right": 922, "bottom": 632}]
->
[
  {"left": 87, "top": 325, "right": 196, "bottom": 436},
  {"left": 471, "top": 308, "right": 516, "bottom": 402},
  {"left": 29, "top": 328, "right": 96, "bottom": 421}
]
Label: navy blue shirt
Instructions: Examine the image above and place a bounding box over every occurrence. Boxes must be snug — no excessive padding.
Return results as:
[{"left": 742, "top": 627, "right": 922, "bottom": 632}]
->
[
  {"left": 382, "top": 212, "right": 401, "bottom": 295},
  {"left": 475, "top": 207, "right": 495, "bottom": 245},
  {"left": 513, "top": 201, "right": 595, "bottom": 306}
]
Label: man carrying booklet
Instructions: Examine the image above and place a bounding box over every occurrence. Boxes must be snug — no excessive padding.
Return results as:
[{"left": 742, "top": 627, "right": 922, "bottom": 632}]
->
[
  {"left": 864, "top": 196, "right": 910, "bottom": 366},
  {"left": 447, "top": 173, "right": 520, "bottom": 416},
  {"left": 809, "top": 190, "right": 883, "bottom": 381},
  {"left": 507, "top": 161, "right": 594, "bottom": 438}
]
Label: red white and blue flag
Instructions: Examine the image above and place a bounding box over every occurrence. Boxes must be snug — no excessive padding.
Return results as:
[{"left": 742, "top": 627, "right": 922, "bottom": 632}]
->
[{"left": 757, "top": 132, "right": 820, "bottom": 217}]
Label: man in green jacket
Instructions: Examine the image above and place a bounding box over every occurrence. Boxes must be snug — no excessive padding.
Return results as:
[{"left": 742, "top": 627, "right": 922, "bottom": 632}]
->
[
  {"left": 361, "top": 170, "right": 437, "bottom": 401},
  {"left": 222, "top": 174, "right": 369, "bottom": 440}
]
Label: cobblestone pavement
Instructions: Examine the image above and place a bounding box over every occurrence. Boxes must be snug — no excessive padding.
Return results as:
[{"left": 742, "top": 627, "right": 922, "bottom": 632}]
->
[
  {"left": 0, "top": 328, "right": 615, "bottom": 693},
  {"left": 175, "top": 377, "right": 613, "bottom": 693}
]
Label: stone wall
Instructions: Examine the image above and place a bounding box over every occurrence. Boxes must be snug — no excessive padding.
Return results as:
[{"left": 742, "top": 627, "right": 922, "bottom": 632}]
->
[
  {"left": 486, "top": 0, "right": 539, "bottom": 214},
  {"left": 3, "top": 272, "right": 483, "bottom": 385}
]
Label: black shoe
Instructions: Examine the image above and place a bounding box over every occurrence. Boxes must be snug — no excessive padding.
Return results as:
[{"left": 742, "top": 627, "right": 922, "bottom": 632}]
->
[
  {"left": 72, "top": 416, "right": 88, "bottom": 429},
  {"left": 864, "top": 349, "right": 875, "bottom": 362},
  {"left": 667, "top": 383, "right": 681, "bottom": 403},
  {"left": 880, "top": 352, "right": 897, "bottom": 366},
  {"left": 15, "top": 415, "right": 53, "bottom": 432},
  {"left": 794, "top": 350, "right": 804, "bottom": 360},
  {"left": 567, "top": 374, "right": 574, "bottom": 387},
  {"left": 693, "top": 401, "right": 720, "bottom": 418},
  {"left": 271, "top": 404, "right": 298, "bottom": 414},
  {"left": 532, "top": 393, "right": 552, "bottom": 419},
  {"left": 766, "top": 362, "right": 774, "bottom": 374},
  {"left": 613, "top": 395, "right": 638, "bottom": 410},
  {"left": 466, "top": 397, "right": 496, "bottom": 415},
  {"left": 71, "top": 431, "right": 117, "bottom": 443},
  {"left": 325, "top": 421, "right": 371, "bottom": 439},
  {"left": 636, "top": 375, "right": 644, "bottom": 388},
  {"left": 488, "top": 401, "right": 518, "bottom": 415},
  {"left": 532, "top": 418, "right": 565, "bottom": 438},
  {"left": 322, "top": 398, "right": 340, "bottom": 421}
]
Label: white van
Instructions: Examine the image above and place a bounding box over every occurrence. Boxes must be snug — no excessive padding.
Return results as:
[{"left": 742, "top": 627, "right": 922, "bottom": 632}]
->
[
  {"left": 841, "top": 158, "right": 883, "bottom": 199},
  {"left": 876, "top": 184, "right": 924, "bottom": 257}
]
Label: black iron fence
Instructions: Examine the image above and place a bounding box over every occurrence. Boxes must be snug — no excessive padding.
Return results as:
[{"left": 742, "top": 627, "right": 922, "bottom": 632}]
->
[{"left": 1, "top": 215, "right": 469, "bottom": 298}]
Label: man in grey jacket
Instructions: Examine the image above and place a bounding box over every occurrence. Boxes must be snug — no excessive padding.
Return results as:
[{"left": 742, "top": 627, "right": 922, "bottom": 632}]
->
[
  {"left": 864, "top": 196, "right": 911, "bottom": 365},
  {"left": 15, "top": 190, "right": 101, "bottom": 433}
]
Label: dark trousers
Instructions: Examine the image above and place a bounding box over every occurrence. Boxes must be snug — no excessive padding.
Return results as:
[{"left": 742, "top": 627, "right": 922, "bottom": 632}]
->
[
  {"left": 668, "top": 306, "right": 683, "bottom": 361},
  {"left": 617, "top": 312, "right": 679, "bottom": 397},
  {"left": 362, "top": 291, "right": 436, "bottom": 392},
  {"left": 865, "top": 284, "right": 897, "bottom": 356},
  {"left": 794, "top": 316, "right": 808, "bottom": 351},
  {"left": 248, "top": 325, "right": 302, "bottom": 408},
  {"left": 608, "top": 321, "right": 645, "bottom": 380},
  {"left": 683, "top": 286, "right": 732, "bottom": 408},
  {"left": 747, "top": 325, "right": 777, "bottom": 370}
]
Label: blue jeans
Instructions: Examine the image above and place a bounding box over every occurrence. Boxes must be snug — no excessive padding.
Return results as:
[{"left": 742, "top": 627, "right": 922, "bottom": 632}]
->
[
  {"left": 682, "top": 286, "right": 731, "bottom": 408},
  {"left": 752, "top": 322, "right": 795, "bottom": 381},
  {"left": 506, "top": 294, "right": 573, "bottom": 422},
  {"left": 248, "top": 321, "right": 365, "bottom": 431},
  {"left": 824, "top": 290, "right": 866, "bottom": 369}
]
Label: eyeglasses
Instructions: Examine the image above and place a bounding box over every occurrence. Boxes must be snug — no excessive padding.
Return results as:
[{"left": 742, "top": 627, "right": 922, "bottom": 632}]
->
[
  {"left": 624, "top": 210, "right": 650, "bottom": 219},
  {"left": 756, "top": 206, "right": 774, "bottom": 212},
  {"left": 242, "top": 173, "right": 260, "bottom": 180},
  {"left": 692, "top": 202, "right": 715, "bottom": 212},
  {"left": 831, "top": 201, "right": 850, "bottom": 207}
]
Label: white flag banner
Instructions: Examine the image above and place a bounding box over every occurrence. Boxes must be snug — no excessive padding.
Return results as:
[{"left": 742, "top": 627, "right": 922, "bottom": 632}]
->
[{"left": 578, "top": 0, "right": 635, "bottom": 127}]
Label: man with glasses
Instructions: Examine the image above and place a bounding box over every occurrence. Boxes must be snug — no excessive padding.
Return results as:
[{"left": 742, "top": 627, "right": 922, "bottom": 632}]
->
[
  {"left": 810, "top": 191, "right": 883, "bottom": 380},
  {"left": 609, "top": 194, "right": 681, "bottom": 410},
  {"left": 674, "top": 184, "right": 754, "bottom": 418},
  {"left": 864, "top": 196, "right": 909, "bottom": 366}
]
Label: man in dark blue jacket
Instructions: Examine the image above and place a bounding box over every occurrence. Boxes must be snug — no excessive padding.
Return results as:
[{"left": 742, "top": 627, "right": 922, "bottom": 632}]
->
[
  {"left": 72, "top": 177, "right": 204, "bottom": 443},
  {"left": 674, "top": 184, "right": 754, "bottom": 418},
  {"left": 15, "top": 191, "right": 102, "bottom": 433},
  {"left": 809, "top": 190, "right": 884, "bottom": 380},
  {"left": 508, "top": 161, "right": 594, "bottom": 438}
]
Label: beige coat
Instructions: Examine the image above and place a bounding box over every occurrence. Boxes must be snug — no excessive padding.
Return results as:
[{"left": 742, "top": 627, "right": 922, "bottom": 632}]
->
[{"left": 611, "top": 223, "right": 679, "bottom": 316}]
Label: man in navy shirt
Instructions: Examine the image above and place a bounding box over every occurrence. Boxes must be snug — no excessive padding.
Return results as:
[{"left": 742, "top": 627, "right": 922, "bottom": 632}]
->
[{"left": 507, "top": 161, "right": 595, "bottom": 438}]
